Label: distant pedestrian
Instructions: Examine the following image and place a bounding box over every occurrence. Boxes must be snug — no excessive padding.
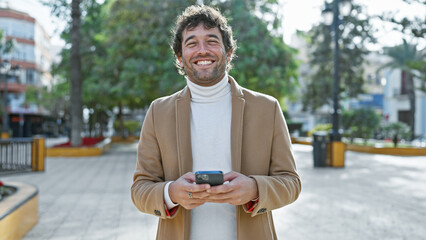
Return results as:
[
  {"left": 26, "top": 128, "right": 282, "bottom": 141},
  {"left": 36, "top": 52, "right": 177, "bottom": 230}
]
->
[
  {"left": 393, "top": 134, "right": 399, "bottom": 147},
  {"left": 131, "top": 5, "right": 301, "bottom": 240}
]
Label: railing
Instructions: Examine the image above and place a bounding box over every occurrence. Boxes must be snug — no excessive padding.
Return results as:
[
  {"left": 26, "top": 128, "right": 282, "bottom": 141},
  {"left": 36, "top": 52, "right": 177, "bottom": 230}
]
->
[
  {"left": 0, "top": 138, "right": 33, "bottom": 173},
  {"left": 0, "top": 138, "right": 42, "bottom": 175}
]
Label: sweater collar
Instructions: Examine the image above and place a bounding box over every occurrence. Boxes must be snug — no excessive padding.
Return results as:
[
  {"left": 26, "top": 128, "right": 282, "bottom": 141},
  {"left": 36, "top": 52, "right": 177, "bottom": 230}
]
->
[{"left": 186, "top": 72, "right": 231, "bottom": 103}]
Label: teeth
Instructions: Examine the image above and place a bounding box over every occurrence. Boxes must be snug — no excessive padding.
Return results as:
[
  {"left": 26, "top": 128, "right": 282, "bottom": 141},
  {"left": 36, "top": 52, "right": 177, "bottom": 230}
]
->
[{"left": 197, "top": 60, "right": 212, "bottom": 65}]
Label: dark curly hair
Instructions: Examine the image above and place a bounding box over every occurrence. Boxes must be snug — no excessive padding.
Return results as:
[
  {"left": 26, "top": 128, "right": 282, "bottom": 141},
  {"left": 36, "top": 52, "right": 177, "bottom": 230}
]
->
[{"left": 171, "top": 5, "right": 237, "bottom": 75}]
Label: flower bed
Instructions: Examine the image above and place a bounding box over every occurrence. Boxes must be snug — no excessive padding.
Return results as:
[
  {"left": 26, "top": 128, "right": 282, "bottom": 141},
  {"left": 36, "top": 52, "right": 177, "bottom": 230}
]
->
[
  {"left": 0, "top": 181, "right": 17, "bottom": 202},
  {"left": 47, "top": 137, "right": 111, "bottom": 157},
  {"left": 0, "top": 181, "right": 38, "bottom": 239},
  {"left": 53, "top": 137, "right": 105, "bottom": 148}
]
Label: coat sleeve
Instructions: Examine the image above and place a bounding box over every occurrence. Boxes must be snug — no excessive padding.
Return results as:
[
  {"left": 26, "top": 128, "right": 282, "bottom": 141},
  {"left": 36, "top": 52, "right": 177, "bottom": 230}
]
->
[
  {"left": 131, "top": 101, "right": 180, "bottom": 219},
  {"left": 245, "top": 100, "right": 301, "bottom": 217}
]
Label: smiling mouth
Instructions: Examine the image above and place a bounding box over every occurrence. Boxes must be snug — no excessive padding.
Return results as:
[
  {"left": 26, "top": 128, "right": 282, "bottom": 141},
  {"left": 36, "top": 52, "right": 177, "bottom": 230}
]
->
[{"left": 195, "top": 60, "right": 214, "bottom": 66}]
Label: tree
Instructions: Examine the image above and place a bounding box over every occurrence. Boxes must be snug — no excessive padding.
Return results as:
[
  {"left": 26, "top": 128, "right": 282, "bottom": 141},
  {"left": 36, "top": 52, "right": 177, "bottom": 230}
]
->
[
  {"left": 382, "top": 122, "right": 411, "bottom": 147},
  {"left": 42, "top": 0, "right": 85, "bottom": 145},
  {"left": 380, "top": 0, "right": 425, "bottom": 39},
  {"left": 45, "top": 0, "right": 299, "bottom": 138},
  {"left": 0, "top": 30, "right": 14, "bottom": 58},
  {"left": 302, "top": 1, "right": 376, "bottom": 111},
  {"left": 69, "top": 0, "right": 83, "bottom": 146},
  {"left": 99, "top": 0, "right": 298, "bottom": 136},
  {"left": 381, "top": 40, "right": 426, "bottom": 140},
  {"left": 97, "top": 0, "right": 196, "bottom": 137},
  {"left": 42, "top": 0, "right": 111, "bottom": 139},
  {"left": 209, "top": 0, "right": 299, "bottom": 101},
  {"left": 341, "top": 108, "right": 381, "bottom": 144},
  {"left": 0, "top": 30, "right": 15, "bottom": 133}
]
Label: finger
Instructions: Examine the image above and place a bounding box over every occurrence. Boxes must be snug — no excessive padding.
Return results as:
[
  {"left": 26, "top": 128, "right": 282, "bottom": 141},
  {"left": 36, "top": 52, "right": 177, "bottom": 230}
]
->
[
  {"left": 191, "top": 190, "right": 210, "bottom": 199},
  {"left": 185, "top": 183, "right": 211, "bottom": 193},
  {"left": 183, "top": 172, "right": 196, "bottom": 183},
  {"left": 204, "top": 197, "right": 233, "bottom": 204},
  {"left": 205, "top": 192, "right": 234, "bottom": 201},
  {"left": 223, "top": 171, "right": 240, "bottom": 182},
  {"left": 207, "top": 184, "right": 232, "bottom": 194}
]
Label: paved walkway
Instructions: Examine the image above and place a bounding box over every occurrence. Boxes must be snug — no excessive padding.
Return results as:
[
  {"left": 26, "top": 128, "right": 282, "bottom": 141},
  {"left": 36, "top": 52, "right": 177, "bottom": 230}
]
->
[{"left": 2, "top": 143, "right": 426, "bottom": 240}]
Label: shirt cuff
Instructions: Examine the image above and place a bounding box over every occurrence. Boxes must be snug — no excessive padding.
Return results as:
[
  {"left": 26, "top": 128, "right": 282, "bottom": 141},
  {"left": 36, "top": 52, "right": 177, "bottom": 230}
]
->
[
  {"left": 164, "top": 181, "right": 179, "bottom": 210},
  {"left": 245, "top": 198, "right": 259, "bottom": 213}
]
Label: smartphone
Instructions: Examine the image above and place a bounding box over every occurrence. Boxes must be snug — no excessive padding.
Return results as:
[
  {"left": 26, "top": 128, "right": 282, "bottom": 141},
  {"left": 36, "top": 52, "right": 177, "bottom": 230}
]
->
[{"left": 195, "top": 171, "right": 224, "bottom": 186}]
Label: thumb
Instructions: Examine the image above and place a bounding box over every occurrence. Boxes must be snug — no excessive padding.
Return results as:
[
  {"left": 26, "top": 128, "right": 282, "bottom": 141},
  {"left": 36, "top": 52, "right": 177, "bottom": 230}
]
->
[{"left": 223, "top": 171, "right": 240, "bottom": 182}]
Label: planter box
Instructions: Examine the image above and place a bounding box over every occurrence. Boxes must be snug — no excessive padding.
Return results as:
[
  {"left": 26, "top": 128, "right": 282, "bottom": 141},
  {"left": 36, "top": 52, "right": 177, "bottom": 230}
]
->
[
  {"left": 46, "top": 138, "right": 112, "bottom": 157},
  {"left": 0, "top": 182, "right": 38, "bottom": 240}
]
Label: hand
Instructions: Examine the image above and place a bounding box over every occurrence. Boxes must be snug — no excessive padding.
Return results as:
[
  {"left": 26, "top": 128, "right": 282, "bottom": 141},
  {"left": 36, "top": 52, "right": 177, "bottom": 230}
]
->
[
  {"left": 169, "top": 172, "right": 211, "bottom": 210},
  {"left": 203, "top": 171, "right": 259, "bottom": 205}
]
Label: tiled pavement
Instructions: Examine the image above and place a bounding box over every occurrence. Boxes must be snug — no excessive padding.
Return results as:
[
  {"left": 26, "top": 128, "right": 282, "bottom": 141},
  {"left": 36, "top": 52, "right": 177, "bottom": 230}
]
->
[{"left": 2, "top": 143, "right": 426, "bottom": 240}]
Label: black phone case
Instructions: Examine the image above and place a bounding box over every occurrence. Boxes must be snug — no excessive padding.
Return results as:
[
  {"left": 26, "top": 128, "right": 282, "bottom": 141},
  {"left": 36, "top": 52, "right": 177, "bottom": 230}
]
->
[{"left": 195, "top": 172, "right": 224, "bottom": 186}]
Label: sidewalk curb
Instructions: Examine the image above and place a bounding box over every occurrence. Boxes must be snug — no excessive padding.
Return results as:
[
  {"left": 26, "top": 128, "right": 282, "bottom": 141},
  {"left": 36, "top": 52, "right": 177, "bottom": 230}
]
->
[{"left": 46, "top": 138, "right": 112, "bottom": 157}]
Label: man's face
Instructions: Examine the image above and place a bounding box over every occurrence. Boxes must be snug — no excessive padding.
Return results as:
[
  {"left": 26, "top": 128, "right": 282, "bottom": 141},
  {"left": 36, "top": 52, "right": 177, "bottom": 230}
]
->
[{"left": 178, "top": 24, "right": 232, "bottom": 86}]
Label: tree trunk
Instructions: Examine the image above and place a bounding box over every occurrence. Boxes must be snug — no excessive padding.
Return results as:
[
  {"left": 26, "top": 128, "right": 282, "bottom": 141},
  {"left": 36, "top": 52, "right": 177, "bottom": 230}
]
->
[
  {"left": 118, "top": 102, "right": 126, "bottom": 139},
  {"left": 70, "top": 0, "right": 82, "bottom": 146},
  {"left": 406, "top": 72, "right": 416, "bottom": 140}
]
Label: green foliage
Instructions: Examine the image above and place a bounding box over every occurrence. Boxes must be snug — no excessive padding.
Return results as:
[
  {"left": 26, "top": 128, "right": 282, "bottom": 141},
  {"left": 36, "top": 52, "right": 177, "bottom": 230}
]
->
[
  {"left": 382, "top": 122, "right": 411, "bottom": 140},
  {"left": 382, "top": 40, "right": 425, "bottom": 71},
  {"left": 113, "top": 120, "right": 141, "bottom": 136},
  {"left": 43, "top": 0, "right": 299, "bottom": 138},
  {"left": 381, "top": 40, "right": 425, "bottom": 139},
  {"left": 1, "top": 30, "right": 16, "bottom": 130},
  {"left": 341, "top": 108, "right": 381, "bottom": 143},
  {"left": 210, "top": 0, "right": 299, "bottom": 101},
  {"left": 382, "top": 40, "right": 426, "bottom": 91},
  {"left": 0, "top": 30, "right": 15, "bottom": 57},
  {"left": 25, "top": 81, "right": 70, "bottom": 119},
  {"left": 407, "top": 60, "right": 426, "bottom": 92},
  {"left": 302, "top": 1, "right": 376, "bottom": 112},
  {"left": 381, "top": 0, "right": 425, "bottom": 39},
  {"left": 308, "top": 123, "right": 332, "bottom": 137}
]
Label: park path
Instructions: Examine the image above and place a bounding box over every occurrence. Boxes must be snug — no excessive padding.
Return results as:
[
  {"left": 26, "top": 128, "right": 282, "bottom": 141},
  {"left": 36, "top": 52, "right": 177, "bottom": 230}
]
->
[{"left": 3, "top": 143, "right": 426, "bottom": 240}]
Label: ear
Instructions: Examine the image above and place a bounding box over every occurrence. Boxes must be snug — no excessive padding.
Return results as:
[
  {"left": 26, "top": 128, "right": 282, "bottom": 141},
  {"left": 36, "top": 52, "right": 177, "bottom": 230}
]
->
[
  {"left": 177, "top": 56, "right": 183, "bottom": 67},
  {"left": 226, "top": 49, "right": 233, "bottom": 62}
]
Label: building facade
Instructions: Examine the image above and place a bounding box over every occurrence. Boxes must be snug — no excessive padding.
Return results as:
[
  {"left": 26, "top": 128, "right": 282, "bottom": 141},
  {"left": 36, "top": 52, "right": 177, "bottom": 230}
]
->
[
  {"left": 287, "top": 33, "right": 425, "bottom": 139},
  {"left": 382, "top": 67, "right": 426, "bottom": 138},
  {"left": 0, "top": 7, "right": 53, "bottom": 137}
]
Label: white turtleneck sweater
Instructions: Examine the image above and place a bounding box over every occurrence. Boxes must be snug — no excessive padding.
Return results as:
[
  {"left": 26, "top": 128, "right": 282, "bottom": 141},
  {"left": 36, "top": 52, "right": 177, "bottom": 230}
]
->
[{"left": 164, "top": 73, "right": 236, "bottom": 240}]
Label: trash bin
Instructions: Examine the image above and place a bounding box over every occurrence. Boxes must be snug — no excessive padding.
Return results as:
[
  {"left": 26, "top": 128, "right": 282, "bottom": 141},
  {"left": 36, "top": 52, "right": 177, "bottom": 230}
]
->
[{"left": 312, "top": 131, "right": 328, "bottom": 167}]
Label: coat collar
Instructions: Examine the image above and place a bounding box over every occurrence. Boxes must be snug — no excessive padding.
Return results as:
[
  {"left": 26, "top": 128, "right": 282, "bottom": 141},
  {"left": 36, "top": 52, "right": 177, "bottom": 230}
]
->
[{"left": 175, "top": 76, "right": 245, "bottom": 175}]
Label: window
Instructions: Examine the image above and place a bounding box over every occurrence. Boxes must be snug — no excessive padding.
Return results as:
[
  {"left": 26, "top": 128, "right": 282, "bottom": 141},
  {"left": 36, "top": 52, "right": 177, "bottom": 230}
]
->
[
  {"left": 400, "top": 71, "right": 408, "bottom": 95},
  {"left": 398, "top": 110, "right": 410, "bottom": 127},
  {"left": 26, "top": 69, "right": 35, "bottom": 84}
]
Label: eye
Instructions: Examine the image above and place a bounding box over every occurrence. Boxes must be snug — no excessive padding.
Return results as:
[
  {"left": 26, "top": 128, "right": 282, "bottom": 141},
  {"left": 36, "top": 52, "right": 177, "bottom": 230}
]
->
[{"left": 186, "top": 42, "right": 196, "bottom": 47}]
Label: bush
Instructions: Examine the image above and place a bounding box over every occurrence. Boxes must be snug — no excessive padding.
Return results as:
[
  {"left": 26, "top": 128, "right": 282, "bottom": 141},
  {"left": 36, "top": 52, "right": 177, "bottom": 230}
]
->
[
  {"left": 308, "top": 123, "right": 332, "bottom": 137},
  {"left": 382, "top": 122, "right": 411, "bottom": 140},
  {"left": 341, "top": 108, "right": 381, "bottom": 144},
  {"left": 114, "top": 120, "right": 141, "bottom": 136}
]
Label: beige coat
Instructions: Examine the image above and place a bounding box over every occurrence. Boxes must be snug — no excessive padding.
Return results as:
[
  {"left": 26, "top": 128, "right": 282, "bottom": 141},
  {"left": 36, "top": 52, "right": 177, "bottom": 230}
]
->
[{"left": 131, "top": 77, "right": 301, "bottom": 240}]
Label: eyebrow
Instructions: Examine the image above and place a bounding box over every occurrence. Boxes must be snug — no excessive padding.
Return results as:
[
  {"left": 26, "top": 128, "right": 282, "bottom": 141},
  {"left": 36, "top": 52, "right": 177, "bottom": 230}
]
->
[{"left": 183, "top": 34, "right": 221, "bottom": 45}]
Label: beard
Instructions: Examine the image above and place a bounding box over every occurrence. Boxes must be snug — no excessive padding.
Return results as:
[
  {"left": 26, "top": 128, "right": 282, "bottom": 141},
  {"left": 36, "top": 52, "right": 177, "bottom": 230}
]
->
[{"left": 182, "top": 53, "right": 228, "bottom": 86}]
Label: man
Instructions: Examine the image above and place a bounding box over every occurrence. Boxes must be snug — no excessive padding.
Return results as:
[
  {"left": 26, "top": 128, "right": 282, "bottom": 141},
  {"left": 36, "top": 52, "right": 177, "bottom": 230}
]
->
[{"left": 131, "top": 5, "right": 301, "bottom": 240}]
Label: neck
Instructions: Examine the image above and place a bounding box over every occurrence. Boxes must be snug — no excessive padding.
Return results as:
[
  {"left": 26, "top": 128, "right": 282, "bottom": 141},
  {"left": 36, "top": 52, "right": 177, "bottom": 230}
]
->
[{"left": 186, "top": 72, "right": 230, "bottom": 103}]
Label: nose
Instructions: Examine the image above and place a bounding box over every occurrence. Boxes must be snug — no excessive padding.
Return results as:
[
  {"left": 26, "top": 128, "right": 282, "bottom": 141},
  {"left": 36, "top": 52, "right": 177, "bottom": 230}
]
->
[{"left": 197, "top": 42, "right": 209, "bottom": 55}]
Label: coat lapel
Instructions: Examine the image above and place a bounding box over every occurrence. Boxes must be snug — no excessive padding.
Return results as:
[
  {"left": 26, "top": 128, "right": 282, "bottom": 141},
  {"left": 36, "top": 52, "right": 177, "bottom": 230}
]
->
[
  {"left": 175, "top": 87, "right": 193, "bottom": 175},
  {"left": 229, "top": 77, "right": 245, "bottom": 173}
]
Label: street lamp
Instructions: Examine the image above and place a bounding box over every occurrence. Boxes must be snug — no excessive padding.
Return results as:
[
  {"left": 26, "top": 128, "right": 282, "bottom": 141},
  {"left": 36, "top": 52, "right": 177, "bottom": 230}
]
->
[
  {"left": 322, "top": 0, "right": 352, "bottom": 167},
  {"left": 1, "top": 60, "right": 21, "bottom": 139},
  {"left": 322, "top": 0, "right": 351, "bottom": 141}
]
